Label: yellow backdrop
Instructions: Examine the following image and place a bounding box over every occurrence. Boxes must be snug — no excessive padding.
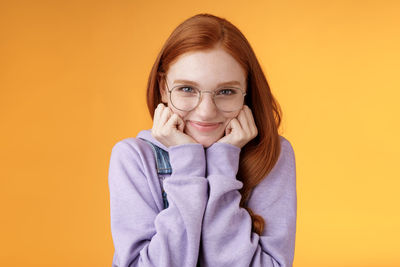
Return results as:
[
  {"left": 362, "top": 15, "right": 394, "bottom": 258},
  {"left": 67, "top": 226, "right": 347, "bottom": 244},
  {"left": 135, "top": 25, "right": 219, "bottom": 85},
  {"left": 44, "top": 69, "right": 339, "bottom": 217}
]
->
[{"left": 1, "top": 0, "right": 399, "bottom": 266}]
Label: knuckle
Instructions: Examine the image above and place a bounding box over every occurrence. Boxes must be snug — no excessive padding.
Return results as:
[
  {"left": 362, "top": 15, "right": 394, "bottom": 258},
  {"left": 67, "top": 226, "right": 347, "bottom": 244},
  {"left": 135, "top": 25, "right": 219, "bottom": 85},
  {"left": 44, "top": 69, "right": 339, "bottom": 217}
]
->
[
  {"left": 151, "top": 130, "right": 159, "bottom": 139},
  {"left": 160, "top": 129, "right": 168, "bottom": 136}
]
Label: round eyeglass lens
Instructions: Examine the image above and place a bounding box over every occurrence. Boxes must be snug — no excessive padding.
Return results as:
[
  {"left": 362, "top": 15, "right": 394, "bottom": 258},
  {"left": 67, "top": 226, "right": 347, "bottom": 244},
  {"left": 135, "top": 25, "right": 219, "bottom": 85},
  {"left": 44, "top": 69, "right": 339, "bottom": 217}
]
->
[
  {"left": 170, "top": 87, "right": 199, "bottom": 111},
  {"left": 213, "top": 88, "right": 244, "bottom": 112},
  {"left": 170, "top": 87, "right": 245, "bottom": 112}
]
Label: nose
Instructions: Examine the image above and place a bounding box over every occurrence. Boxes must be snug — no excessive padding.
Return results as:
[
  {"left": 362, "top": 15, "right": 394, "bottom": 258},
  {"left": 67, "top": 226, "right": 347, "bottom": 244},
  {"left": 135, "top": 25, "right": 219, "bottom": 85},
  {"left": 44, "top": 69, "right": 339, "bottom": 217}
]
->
[{"left": 194, "top": 92, "right": 218, "bottom": 119}]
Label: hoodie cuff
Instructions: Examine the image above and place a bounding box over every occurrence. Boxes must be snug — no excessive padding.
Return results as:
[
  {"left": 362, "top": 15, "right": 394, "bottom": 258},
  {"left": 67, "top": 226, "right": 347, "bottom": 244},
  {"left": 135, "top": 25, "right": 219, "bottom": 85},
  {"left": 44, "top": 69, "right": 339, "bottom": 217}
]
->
[
  {"left": 168, "top": 143, "right": 206, "bottom": 177},
  {"left": 206, "top": 142, "right": 241, "bottom": 177}
]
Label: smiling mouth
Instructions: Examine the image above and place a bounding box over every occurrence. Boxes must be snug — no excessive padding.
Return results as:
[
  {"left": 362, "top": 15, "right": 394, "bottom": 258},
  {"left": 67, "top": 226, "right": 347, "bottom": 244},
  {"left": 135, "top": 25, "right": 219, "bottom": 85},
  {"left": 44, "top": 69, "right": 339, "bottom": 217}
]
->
[
  {"left": 189, "top": 121, "right": 221, "bottom": 126},
  {"left": 188, "top": 121, "right": 222, "bottom": 132}
]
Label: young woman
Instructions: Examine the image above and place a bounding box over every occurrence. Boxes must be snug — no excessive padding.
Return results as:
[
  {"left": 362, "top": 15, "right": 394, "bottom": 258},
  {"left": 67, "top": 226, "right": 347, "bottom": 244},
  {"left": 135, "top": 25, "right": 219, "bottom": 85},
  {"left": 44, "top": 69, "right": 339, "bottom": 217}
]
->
[{"left": 108, "top": 13, "right": 297, "bottom": 267}]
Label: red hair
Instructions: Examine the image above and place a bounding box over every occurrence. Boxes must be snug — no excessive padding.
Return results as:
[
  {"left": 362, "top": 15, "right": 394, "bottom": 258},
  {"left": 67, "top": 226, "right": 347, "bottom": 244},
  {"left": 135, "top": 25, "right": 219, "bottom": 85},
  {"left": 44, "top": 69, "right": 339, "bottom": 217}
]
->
[{"left": 146, "top": 13, "right": 282, "bottom": 235}]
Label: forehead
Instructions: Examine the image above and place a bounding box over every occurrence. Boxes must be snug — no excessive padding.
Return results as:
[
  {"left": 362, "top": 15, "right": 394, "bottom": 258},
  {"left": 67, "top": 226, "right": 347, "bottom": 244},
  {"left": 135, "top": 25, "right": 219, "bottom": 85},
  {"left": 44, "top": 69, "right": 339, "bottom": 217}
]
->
[{"left": 166, "top": 48, "right": 246, "bottom": 88}]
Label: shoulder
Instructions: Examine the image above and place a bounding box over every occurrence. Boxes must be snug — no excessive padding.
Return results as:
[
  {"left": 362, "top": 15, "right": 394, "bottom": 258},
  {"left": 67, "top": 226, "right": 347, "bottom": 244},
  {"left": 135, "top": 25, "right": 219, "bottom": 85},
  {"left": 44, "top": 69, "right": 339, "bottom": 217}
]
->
[
  {"left": 109, "top": 136, "right": 155, "bottom": 169},
  {"left": 277, "top": 135, "right": 296, "bottom": 173},
  {"left": 111, "top": 137, "right": 150, "bottom": 154},
  {"left": 279, "top": 136, "right": 295, "bottom": 157},
  {"left": 268, "top": 135, "right": 296, "bottom": 183},
  {"left": 108, "top": 136, "right": 160, "bottom": 190},
  {"left": 248, "top": 136, "right": 296, "bottom": 206},
  {"left": 108, "top": 137, "right": 162, "bottom": 211}
]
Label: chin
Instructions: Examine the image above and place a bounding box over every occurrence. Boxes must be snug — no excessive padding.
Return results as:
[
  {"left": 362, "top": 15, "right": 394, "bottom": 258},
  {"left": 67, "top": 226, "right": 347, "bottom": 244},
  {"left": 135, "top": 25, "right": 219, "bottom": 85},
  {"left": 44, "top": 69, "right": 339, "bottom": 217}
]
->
[
  {"left": 184, "top": 121, "right": 226, "bottom": 147},
  {"left": 193, "top": 136, "right": 219, "bottom": 148},
  {"left": 185, "top": 127, "right": 225, "bottom": 148},
  {"left": 201, "top": 141, "right": 214, "bottom": 148}
]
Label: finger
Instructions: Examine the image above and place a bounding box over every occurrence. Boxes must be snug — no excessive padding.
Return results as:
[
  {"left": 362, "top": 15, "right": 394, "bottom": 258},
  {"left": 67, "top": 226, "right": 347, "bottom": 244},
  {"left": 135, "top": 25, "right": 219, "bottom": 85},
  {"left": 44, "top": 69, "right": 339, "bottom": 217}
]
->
[
  {"left": 152, "top": 104, "right": 164, "bottom": 136},
  {"left": 225, "top": 118, "right": 233, "bottom": 135},
  {"left": 153, "top": 103, "right": 165, "bottom": 124},
  {"left": 242, "top": 105, "right": 258, "bottom": 137},
  {"left": 235, "top": 108, "right": 248, "bottom": 132},
  {"left": 165, "top": 113, "right": 184, "bottom": 131},
  {"left": 228, "top": 118, "right": 245, "bottom": 143},
  {"left": 180, "top": 119, "right": 187, "bottom": 132},
  {"left": 229, "top": 118, "right": 242, "bottom": 134},
  {"left": 159, "top": 106, "right": 173, "bottom": 126},
  {"left": 243, "top": 105, "right": 254, "bottom": 123},
  {"left": 177, "top": 116, "right": 185, "bottom": 132}
]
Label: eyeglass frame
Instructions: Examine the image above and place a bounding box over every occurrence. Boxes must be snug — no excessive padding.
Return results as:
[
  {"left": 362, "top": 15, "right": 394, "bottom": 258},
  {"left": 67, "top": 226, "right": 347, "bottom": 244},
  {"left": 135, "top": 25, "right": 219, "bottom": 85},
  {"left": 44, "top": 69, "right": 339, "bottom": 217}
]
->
[{"left": 162, "top": 76, "right": 247, "bottom": 112}]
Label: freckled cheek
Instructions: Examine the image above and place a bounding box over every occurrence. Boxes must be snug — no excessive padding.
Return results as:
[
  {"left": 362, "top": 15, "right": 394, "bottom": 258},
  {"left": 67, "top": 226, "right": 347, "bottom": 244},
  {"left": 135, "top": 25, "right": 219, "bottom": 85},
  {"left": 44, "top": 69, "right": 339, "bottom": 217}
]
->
[
  {"left": 223, "top": 111, "right": 240, "bottom": 122},
  {"left": 220, "top": 111, "right": 239, "bottom": 129},
  {"left": 168, "top": 104, "right": 187, "bottom": 118}
]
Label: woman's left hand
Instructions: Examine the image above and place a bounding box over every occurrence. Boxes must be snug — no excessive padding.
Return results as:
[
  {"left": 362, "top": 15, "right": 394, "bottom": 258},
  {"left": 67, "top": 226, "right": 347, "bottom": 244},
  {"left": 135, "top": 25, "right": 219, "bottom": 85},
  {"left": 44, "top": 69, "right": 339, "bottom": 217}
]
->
[{"left": 217, "top": 105, "right": 258, "bottom": 148}]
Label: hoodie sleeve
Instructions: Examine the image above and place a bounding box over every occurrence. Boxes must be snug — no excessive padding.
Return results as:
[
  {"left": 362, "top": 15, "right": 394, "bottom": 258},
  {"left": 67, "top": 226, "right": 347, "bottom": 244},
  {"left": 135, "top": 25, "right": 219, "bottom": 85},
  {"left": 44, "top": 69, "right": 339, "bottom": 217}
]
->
[
  {"left": 108, "top": 140, "right": 208, "bottom": 267},
  {"left": 200, "top": 138, "right": 297, "bottom": 267}
]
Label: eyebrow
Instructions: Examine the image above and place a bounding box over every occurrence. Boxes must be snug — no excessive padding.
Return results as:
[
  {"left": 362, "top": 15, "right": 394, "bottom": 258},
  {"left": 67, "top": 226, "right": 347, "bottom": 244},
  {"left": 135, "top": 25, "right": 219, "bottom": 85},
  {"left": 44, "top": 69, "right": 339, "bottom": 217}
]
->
[{"left": 173, "top": 79, "right": 242, "bottom": 88}]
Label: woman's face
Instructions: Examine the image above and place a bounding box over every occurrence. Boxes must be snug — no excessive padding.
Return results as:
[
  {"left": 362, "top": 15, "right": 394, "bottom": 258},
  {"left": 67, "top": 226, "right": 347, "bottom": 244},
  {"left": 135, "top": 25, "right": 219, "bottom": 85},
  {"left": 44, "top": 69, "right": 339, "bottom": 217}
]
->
[{"left": 160, "top": 47, "right": 247, "bottom": 148}]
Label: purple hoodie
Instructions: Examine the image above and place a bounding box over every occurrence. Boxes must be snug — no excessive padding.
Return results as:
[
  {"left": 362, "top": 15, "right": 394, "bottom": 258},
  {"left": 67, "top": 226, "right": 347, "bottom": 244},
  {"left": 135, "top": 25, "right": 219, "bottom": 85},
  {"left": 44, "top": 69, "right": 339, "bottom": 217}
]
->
[{"left": 108, "top": 129, "right": 297, "bottom": 267}]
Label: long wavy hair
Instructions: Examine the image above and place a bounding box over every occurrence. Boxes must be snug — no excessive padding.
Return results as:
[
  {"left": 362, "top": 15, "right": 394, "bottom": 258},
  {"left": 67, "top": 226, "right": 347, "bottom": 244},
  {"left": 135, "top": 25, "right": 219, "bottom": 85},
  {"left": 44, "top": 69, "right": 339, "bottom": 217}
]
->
[{"left": 146, "top": 13, "right": 282, "bottom": 235}]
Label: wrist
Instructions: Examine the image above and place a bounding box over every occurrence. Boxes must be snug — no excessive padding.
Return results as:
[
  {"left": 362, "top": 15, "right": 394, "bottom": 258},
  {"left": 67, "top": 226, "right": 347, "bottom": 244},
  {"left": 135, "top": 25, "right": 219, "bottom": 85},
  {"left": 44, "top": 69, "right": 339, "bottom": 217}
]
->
[
  {"left": 169, "top": 143, "right": 206, "bottom": 177},
  {"left": 206, "top": 142, "right": 241, "bottom": 176}
]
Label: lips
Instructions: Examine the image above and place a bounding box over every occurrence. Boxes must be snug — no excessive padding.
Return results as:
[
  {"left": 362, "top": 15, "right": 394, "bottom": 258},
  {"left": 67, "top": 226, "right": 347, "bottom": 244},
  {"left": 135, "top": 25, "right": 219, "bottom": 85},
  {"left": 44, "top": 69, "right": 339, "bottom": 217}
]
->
[
  {"left": 188, "top": 120, "right": 222, "bottom": 132},
  {"left": 190, "top": 121, "right": 220, "bottom": 126}
]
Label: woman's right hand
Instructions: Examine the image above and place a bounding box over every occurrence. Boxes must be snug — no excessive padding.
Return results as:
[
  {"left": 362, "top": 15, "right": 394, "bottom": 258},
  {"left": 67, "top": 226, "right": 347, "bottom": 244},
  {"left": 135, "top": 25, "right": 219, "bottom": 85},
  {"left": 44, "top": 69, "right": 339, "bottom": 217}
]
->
[{"left": 151, "top": 103, "right": 197, "bottom": 147}]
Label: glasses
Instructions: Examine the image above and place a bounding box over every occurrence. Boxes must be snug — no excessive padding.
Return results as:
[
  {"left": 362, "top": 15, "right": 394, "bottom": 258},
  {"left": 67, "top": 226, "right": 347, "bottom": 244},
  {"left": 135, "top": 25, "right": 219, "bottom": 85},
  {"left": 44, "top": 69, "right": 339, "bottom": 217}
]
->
[{"left": 164, "top": 80, "right": 246, "bottom": 112}]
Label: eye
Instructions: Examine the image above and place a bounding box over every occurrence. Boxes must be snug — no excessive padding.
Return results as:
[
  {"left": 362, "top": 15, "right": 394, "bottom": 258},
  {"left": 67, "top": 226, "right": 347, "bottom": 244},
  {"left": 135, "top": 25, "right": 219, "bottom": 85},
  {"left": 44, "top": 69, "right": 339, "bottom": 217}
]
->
[
  {"left": 177, "top": 86, "right": 194, "bottom": 93},
  {"left": 216, "top": 88, "right": 237, "bottom": 95}
]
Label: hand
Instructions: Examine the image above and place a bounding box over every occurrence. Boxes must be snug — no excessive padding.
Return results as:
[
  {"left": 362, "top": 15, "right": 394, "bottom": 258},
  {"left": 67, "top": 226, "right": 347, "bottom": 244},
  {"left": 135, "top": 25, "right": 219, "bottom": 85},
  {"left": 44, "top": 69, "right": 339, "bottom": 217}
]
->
[
  {"left": 151, "top": 103, "right": 197, "bottom": 147},
  {"left": 217, "top": 105, "right": 258, "bottom": 148}
]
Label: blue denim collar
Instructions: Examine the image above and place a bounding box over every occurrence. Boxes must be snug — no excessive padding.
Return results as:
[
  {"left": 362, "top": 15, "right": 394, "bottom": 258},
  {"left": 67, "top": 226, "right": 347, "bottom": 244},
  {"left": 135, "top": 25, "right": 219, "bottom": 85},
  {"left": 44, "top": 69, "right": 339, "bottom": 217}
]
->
[{"left": 139, "top": 138, "right": 172, "bottom": 175}]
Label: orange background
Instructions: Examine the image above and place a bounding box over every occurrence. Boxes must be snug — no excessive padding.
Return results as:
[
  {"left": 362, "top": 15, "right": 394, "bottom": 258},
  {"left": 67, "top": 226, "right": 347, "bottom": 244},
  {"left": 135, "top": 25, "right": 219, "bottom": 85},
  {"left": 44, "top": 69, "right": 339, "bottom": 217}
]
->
[{"left": 1, "top": 0, "right": 399, "bottom": 266}]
